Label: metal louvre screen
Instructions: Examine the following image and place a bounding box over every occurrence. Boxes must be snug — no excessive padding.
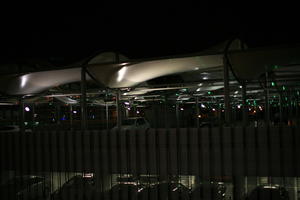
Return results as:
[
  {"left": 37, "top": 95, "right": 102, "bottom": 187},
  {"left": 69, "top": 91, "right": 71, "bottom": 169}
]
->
[{"left": 0, "top": 126, "right": 300, "bottom": 200}]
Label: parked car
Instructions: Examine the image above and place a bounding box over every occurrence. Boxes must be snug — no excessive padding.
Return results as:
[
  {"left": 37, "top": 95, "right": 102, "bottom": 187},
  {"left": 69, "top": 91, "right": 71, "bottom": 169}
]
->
[
  {"left": 51, "top": 175, "right": 98, "bottom": 200},
  {"left": 111, "top": 117, "right": 150, "bottom": 131},
  {"left": 0, "top": 175, "right": 50, "bottom": 200},
  {"left": 107, "top": 183, "right": 141, "bottom": 200},
  {"left": 191, "top": 182, "right": 226, "bottom": 200},
  {"left": 138, "top": 182, "right": 189, "bottom": 200},
  {"left": 246, "top": 185, "right": 289, "bottom": 200}
]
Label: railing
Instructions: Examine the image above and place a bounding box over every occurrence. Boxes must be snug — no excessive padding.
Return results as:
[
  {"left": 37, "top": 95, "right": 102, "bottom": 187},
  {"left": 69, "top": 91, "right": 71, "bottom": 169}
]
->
[{"left": 1, "top": 126, "right": 299, "bottom": 200}]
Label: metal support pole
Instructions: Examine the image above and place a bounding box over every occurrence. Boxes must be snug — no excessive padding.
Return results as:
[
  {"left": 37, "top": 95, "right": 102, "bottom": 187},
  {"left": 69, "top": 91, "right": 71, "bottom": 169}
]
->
[
  {"left": 223, "top": 56, "right": 231, "bottom": 125},
  {"left": 242, "top": 83, "right": 248, "bottom": 126},
  {"left": 279, "top": 93, "right": 283, "bottom": 124},
  {"left": 106, "top": 103, "right": 109, "bottom": 130},
  {"left": 217, "top": 101, "right": 222, "bottom": 126},
  {"left": 70, "top": 105, "right": 73, "bottom": 130},
  {"left": 176, "top": 102, "right": 179, "bottom": 128},
  {"left": 56, "top": 104, "right": 61, "bottom": 125},
  {"left": 296, "top": 95, "right": 299, "bottom": 125},
  {"left": 265, "top": 72, "right": 270, "bottom": 125},
  {"left": 289, "top": 89, "right": 293, "bottom": 122},
  {"left": 196, "top": 97, "right": 200, "bottom": 128},
  {"left": 116, "top": 90, "right": 122, "bottom": 128},
  {"left": 164, "top": 96, "right": 167, "bottom": 128},
  {"left": 32, "top": 103, "right": 35, "bottom": 127},
  {"left": 81, "top": 67, "right": 87, "bottom": 130},
  {"left": 10, "top": 109, "right": 14, "bottom": 124},
  {"left": 19, "top": 97, "right": 25, "bottom": 133}
]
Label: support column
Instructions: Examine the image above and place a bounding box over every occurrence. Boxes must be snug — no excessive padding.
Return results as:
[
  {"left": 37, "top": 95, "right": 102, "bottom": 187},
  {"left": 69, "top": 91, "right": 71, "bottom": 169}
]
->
[
  {"left": 81, "top": 67, "right": 87, "bottom": 130},
  {"left": 32, "top": 103, "right": 35, "bottom": 127},
  {"left": 279, "top": 93, "right": 283, "bottom": 125},
  {"left": 164, "top": 96, "right": 168, "bottom": 128},
  {"left": 70, "top": 105, "right": 73, "bottom": 130},
  {"left": 106, "top": 103, "right": 109, "bottom": 130},
  {"left": 265, "top": 72, "right": 270, "bottom": 126},
  {"left": 116, "top": 90, "right": 122, "bottom": 128},
  {"left": 218, "top": 101, "right": 222, "bottom": 126},
  {"left": 19, "top": 97, "right": 25, "bottom": 133},
  {"left": 10, "top": 109, "right": 14, "bottom": 124},
  {"left": 196, "top": 97, "right": 200, "bottom": 128},
  {"left": 223, "top": 56, "right": 231, "bottom": 125},
  {"left": 56, "top": 104, "right": 61, "bottom": 125},
  {"left": 176, "top": 102, "right": 179, "bottom": 128},
  {"left": 242, "top": 83, "right": 248, "bottom": 126},
  {"left": 296, "top": 94, "right": 299, "bottom": 125}
]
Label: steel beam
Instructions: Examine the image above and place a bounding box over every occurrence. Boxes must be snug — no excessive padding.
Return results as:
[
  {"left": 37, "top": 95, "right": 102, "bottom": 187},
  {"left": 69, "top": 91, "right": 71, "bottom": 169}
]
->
[{"left": 81, "top": 67, "right": 87, "bottom": 130}]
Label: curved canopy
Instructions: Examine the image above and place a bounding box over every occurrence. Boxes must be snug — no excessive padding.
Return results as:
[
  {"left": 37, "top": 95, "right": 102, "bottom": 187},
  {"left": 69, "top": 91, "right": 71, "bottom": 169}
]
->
[
  {"left": 2, "top": 39, "right": 299, "bottom": 96},
  {"left": 86, "top": 54, "right": 223, "bottom": 88},
  {"left": 228, "top": 45, "right": 300, "bottom": 80},
  {"left": 0, "top": 68, "right": 84, "bottom": 95}
]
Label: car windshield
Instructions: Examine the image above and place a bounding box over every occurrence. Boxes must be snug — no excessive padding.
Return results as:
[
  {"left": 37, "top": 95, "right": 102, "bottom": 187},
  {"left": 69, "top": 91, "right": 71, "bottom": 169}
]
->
[{"left": 122, "top": 119, "right": 136, "bottom": 126}]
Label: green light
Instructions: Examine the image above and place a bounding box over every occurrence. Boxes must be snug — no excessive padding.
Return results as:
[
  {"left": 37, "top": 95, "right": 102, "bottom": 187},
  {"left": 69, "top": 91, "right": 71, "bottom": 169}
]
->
[
  {"left": 254, "top": 100, "right": 257, "bottom": 106},
  {"left": 285, "top": 97, "right": 288, "bottom": 101},
  {"left": 297, "top": 91, "right": 300, "bottom": 96},
  {"left": 176, "top": 93, "right": 179, "bottom": 96},
  {"left": 271, "top": 82, "right": 275, "bottom": 86},
  {"left": 273, "top": 65, "right": 279, "bottom": 69},
  {"left": 283, "top": 86, "right": 286, "bottom": 90},
  {"left": 207, "top": 91, "right": 211, "bottom": 95}
]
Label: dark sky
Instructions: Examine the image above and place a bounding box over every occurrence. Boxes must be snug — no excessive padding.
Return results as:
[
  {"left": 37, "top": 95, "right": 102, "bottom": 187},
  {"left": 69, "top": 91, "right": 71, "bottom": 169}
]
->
[{"left": 0, "top": 6, "right": 299, "bottom": 64}]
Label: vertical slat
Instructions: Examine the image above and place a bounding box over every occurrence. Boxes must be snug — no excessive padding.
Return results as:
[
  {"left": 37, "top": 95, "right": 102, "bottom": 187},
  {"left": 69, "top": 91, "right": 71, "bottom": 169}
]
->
[
  {"left": 233, "top": 126, "right": 246, "bottom": 200},
  {"left": 110, "top": 130, "right": 118, "bottom": 174},
  {"left": 270, "top": 126, "right": 281, "bottom": 176},
  {"left": 138, "top": 129, "right": 147, "bottom": 174},
  {"left": 222, "top": 127, "right": 232, "bottom": 176},
  {"left": 233, "top": 127, "right": 245, "bottom": 175},
  {"left": 35, "top": 131, "right": 42, "bottom": 172},
  {"left": 12, "top": 132, "right": 18, "bottom": 171},
  {"left": 169, "top": 129, "right": 178, "bottom": 175},
  {"left": 128, "top": 129, "right": 136, "bottom": 175},
  {"left": 21, "top": 132, "right": 28, "bottom": 172},
  {"left": 119, "top": 130, "right": 128, "bottom": 174},
  {"left": 200, "top": 127, "right": 211, "bottom": 200},
  {"left": 57, "top": 130, "right": 65, "bottom": 171},
  {"left": 51, "top": 131, "right": 59, "bottom": 172},
  {"left": 295, "top": 127, "right": 300, "bottom": 177},
  {"left": 282, "top": 126, "right": 294, "bottom": 176},
  {"left": 245, "top": 127, "right": 256, "bottom": 176},
  {"left": 147, "top": 129, "right": 157, "bottom": 174},
  {"left": 74, "top": 131, "right": 82, "bottom": 171},
  {"left": 189, "top": 128, "right": 200, "bottom": 175},
  {"left": 157, "top": 129, "right": 168, "bottom": 180},
  {"left": 179, "top": 128, "right": 188, "bottom": 175},
  {"left": 82, "top": 130, "right": 92, "bottom": 171},
  {"left": 100, "top": 130, "right": 112, "bottom": 193},
  {"left": 257, "top": 126, "right": 269, "bottom": 176},
  {"left": 211, "top": 127, "right": 222, "bottom": 177}
]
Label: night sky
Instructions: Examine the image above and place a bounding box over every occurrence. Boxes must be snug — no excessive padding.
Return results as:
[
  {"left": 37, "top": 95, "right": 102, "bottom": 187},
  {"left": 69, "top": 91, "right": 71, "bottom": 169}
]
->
[{"left": 0, "top": 6, "right": 299, "bottom": 65}]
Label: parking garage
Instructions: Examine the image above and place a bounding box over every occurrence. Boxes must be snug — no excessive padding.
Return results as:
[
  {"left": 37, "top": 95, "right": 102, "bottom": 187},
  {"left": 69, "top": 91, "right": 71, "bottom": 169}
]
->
[{"left": 1, "top": 39, "right": 300, "bottom": 200}]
